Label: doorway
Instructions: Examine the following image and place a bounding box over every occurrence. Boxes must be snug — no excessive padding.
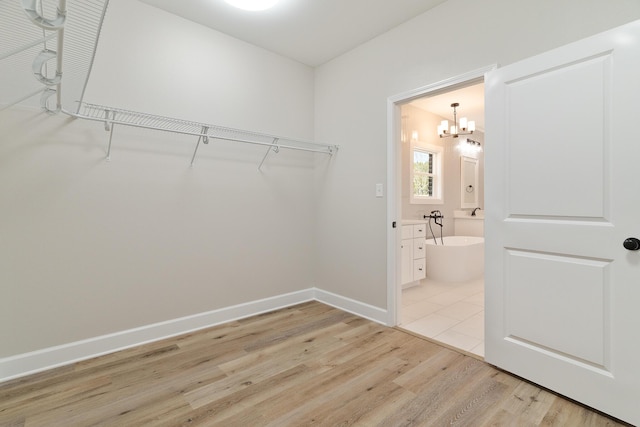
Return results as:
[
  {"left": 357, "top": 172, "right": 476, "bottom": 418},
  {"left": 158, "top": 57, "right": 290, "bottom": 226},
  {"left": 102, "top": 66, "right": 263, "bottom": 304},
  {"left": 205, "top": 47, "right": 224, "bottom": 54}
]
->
[{"left": 387, "top": 66, "right": 495, "bottom": 357}]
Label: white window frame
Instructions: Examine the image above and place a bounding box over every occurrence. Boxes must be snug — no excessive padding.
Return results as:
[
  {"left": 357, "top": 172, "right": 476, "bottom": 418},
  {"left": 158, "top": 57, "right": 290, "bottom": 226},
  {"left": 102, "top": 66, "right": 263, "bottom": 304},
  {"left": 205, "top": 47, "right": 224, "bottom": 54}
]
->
[{"left": 410, "top": 142, "right": 443, "bottom": 205}]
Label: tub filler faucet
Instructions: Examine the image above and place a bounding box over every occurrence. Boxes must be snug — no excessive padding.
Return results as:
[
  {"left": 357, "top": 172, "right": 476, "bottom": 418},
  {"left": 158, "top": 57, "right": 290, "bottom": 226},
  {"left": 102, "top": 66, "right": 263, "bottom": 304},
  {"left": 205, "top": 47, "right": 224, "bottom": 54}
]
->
[
  {"left": 424, "top": 210, "right": 444, "bottom": 245},
  {"left": 471, "top": 207, "right": 481, "bottom": 216}
]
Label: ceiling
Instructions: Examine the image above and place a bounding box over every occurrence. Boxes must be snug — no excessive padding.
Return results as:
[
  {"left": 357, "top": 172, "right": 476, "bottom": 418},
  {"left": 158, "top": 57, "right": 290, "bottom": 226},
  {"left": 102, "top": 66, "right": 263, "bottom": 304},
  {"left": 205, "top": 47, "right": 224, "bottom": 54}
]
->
[
  {"left": 137, "top": 0, "right": 484, "bottom": 131},
  {"left": 139, "top": 0, "right": 447, "bottom": 67},
  {"left": 409, "top": 83, "right": 485, "bottom": 131}
]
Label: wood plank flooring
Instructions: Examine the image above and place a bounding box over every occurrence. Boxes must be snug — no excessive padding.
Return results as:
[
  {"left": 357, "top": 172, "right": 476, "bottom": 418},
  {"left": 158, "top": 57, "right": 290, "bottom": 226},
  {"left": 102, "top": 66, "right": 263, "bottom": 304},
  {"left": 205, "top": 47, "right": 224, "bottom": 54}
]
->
[{"left": 0, "top": 302, "right": 630, "bottom": 426}]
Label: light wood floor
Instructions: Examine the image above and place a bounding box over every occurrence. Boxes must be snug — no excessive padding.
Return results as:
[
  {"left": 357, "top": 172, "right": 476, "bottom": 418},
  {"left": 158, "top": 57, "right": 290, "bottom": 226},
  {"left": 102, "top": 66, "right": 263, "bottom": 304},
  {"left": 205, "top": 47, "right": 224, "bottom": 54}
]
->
[{"left": 0, "top": 302, "right": 630, "bottom": 426}]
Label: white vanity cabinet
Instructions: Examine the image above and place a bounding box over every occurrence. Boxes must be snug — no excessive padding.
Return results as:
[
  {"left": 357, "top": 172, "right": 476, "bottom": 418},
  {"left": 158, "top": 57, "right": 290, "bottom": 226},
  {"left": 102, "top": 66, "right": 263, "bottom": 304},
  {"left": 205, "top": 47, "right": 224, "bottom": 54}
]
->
[{"left": 400, "top": 222, "right": 427, "bottom": 287}]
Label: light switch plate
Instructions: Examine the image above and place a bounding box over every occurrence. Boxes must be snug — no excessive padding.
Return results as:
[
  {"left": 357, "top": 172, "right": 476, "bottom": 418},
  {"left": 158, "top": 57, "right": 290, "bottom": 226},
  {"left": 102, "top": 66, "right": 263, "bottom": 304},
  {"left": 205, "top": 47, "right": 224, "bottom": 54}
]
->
[{"left": 376, "top": 183, "right": 383, "bottom": 198}]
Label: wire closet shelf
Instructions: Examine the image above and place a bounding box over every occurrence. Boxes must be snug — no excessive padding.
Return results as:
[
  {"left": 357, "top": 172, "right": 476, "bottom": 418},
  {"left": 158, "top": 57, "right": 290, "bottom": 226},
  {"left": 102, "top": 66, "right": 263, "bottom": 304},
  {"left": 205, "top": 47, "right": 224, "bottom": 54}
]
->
[
  {"left": 1, "top": 0, "right": 338, "bottom": 167},
  {"left": 74, "top": 103, "right": 338, "bottom": 167}
]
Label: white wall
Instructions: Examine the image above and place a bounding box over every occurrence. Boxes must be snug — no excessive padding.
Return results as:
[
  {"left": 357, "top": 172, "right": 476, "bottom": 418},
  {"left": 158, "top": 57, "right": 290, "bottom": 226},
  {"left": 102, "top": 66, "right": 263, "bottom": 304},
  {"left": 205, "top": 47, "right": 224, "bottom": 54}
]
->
[
  {"left": 3, "top": 0, "right": 640, "bottom": 377},
  {"left": 85, "top": 0, "right": 314, "bottom": 136},
  {"left": 0, "top": 0, "right": 317, "bottom": 361},
  {"left": 313, "top": 0, "right": 640, "bottom": 309}
]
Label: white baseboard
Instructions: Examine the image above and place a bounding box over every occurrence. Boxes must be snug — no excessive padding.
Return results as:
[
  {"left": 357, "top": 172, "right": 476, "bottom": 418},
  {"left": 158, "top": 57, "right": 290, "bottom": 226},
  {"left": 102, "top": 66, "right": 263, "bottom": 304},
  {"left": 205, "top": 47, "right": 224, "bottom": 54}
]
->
[
  {"left": 313, "top": 288, "right": 389, "bottom": 325},
  {"left": 0, "top": 288, "right": 388, "bottom": 383}
]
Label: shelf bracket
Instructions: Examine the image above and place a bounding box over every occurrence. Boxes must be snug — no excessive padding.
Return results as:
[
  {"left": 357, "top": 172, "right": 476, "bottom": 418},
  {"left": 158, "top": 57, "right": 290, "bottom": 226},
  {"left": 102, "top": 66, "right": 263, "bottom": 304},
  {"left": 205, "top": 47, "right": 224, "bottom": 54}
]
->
[
  {"left": 104, "top": 109, "right": 112, "bottom": 131},
  {"left": 32, "top": 49, "right": 62, "bottom": 86},
  {"left": 190, "top": 126, "right": 209, "bottom": 167},
  {"left": 22, "top": 0, "right": 67, "bottom": 30},
  {"left": 105, "top": 110, "right": 115, "bottom": 160},
  {"left": 258, "top": 138, "right": 280, "bottom": 170},
  {"left": 40, "top": 88, "right": 60, "bottom": 114}
]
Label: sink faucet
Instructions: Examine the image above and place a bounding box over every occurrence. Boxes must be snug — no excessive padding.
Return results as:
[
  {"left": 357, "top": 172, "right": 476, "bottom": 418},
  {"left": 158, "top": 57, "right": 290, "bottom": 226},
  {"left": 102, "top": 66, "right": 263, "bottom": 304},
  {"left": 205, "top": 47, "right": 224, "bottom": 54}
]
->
[{"left": 471, "top": 207, "right": 481, "bottom": 216}]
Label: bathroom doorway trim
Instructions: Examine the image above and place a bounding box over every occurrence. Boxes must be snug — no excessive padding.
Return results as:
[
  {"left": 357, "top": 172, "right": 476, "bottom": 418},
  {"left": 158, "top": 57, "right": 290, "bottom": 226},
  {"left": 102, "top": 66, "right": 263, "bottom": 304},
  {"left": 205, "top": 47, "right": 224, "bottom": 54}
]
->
[{"left": 385, "top": 64, "right": 496, "bottom": 326}]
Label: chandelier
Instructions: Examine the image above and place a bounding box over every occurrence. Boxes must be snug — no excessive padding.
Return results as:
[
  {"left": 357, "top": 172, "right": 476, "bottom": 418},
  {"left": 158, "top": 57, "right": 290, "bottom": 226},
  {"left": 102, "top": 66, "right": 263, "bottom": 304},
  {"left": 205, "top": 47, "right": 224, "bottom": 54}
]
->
[{"left": 437, "top": 103, "right": 475, "bottom": 138}]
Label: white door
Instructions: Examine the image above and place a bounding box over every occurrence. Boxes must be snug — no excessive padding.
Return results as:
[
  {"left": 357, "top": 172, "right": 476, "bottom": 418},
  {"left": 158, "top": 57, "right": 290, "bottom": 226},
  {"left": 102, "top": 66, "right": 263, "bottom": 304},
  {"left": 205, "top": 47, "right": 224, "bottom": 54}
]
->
[{"left": 485, "top": 20, "right": 640, "bottom": 425}]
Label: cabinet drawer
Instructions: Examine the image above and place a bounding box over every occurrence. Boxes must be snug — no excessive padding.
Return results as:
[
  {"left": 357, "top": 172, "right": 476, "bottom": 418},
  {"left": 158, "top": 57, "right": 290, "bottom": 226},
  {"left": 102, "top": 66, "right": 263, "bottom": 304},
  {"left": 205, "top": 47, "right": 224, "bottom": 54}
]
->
[
  {"left": 413, "top": 259, "right": 426, "bottom": 280},
  {"left": 401, "top": 225, "right": 413, "bottom": 240},
  {"left": 413, "top": 224, "right": 426, "bottom": 238},
  {"left": 413, "top": 238, "right": 425, "bottom": 259}
]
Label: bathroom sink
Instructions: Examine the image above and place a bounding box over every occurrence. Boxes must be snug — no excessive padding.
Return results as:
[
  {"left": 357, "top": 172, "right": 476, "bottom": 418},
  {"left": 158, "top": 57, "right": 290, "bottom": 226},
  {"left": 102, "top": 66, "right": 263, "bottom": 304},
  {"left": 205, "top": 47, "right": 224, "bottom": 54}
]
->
[{"left": 453, "top": 210, "right": 484, "bottom": 219}]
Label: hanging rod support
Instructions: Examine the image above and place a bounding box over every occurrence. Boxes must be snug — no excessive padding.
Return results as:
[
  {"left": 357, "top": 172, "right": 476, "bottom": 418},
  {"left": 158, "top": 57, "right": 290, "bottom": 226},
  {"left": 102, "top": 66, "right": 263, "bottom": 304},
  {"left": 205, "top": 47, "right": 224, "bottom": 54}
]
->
[
  {"left": 22, "top": 0, "right": 67, "bottom": 30},
  {"left": 32, "top": 49, "right": 62, "bottom": 86},
  {"left": 106, "top": 112, "right": 115, "bottom": 160},
  {"left": 190, "top": 126, "right": 209, "bottom": 167},
  {"left": 40, "top": 88, "right": 60, "bottom": 114},
  {"left": 258, "top": 138, "right": 279, "bottom": 170},
  {"left": 104, "top": 109, "right": 111, "bottom": 131}
]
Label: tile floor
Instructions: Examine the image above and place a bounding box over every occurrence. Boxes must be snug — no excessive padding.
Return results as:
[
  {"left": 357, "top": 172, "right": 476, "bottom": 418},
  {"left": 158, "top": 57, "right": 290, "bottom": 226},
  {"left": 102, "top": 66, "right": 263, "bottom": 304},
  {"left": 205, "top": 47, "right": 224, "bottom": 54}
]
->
[{"left": 399, "top": 277, "right": 484, "bottom": 357}]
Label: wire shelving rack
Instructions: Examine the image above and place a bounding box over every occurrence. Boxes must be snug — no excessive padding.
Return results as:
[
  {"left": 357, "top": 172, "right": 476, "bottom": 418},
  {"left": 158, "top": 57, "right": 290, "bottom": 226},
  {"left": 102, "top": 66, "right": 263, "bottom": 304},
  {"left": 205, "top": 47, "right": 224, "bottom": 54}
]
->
[{"left": 0, "top": 0, "right": 338, "bottom": 167}]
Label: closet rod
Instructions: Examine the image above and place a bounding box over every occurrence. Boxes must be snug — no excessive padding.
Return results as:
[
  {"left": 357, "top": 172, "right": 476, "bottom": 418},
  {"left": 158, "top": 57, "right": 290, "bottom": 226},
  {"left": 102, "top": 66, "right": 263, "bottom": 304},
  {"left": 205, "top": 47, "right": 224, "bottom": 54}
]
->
[{"left": 68, "top": 103, "right": 338, "bottom": 156}]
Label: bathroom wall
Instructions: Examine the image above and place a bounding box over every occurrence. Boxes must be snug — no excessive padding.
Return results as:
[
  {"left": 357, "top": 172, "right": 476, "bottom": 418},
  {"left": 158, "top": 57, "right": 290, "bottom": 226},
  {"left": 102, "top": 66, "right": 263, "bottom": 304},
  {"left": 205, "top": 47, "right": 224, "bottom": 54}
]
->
[
  {"left": 400, "top": 104, "right": 485, "bottom": 237},
  {"left": 400, "top": 104, "right": 444, "bottom": 223},
  {"left": 0, "top": 0, "right": 317, "bottom": 361},
  {"left": 314, "top": 0, "right": 640, "bottom": 309}
]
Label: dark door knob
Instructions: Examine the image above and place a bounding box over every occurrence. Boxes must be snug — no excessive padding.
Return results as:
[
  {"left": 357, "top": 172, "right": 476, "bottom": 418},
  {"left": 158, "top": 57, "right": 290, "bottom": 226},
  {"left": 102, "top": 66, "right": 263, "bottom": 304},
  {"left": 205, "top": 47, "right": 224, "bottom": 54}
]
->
[{"left": 623, "top": 237, "right": 640, "bottom": 251}]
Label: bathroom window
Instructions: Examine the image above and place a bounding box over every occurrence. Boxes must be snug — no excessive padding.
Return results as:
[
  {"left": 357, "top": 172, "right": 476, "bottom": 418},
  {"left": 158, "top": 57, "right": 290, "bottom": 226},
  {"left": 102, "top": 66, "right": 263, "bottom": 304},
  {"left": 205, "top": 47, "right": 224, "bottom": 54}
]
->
[{"left": 410, "top": 143, "right": 443, "bottom": 204}]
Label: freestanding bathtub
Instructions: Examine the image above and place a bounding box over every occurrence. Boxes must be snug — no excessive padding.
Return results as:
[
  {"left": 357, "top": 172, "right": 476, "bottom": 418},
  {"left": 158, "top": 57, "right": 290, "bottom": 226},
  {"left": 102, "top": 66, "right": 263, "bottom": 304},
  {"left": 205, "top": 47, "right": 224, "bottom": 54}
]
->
[{"left": 425, "top": 236, "right": 484, "bottom": 282}]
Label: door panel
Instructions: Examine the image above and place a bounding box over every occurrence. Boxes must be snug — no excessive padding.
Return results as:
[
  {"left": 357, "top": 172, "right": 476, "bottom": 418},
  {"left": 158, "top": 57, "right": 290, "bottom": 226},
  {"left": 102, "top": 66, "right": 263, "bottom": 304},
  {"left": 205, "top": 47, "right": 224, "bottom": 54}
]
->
[
  {"left": 485, "top": 20, "right": 640, "bottom": 425},
  {"left": 505, "top": 249, "right": 609, "bottom": 366},
  {"left": 506, "top": 54, "right": 610, "bottom": 218}
]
